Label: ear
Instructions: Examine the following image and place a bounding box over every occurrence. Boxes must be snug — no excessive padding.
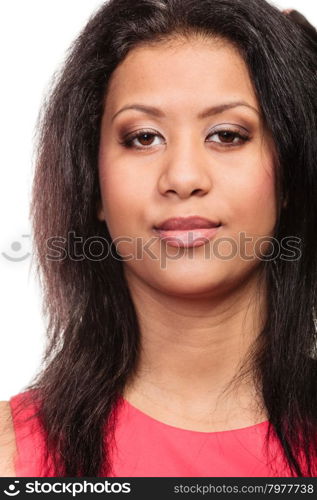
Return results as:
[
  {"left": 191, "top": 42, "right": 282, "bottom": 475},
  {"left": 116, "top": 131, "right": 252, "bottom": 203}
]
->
[
  {"left": 282, "top": 194, "right": 288, "bottom": 209},
  {"left": 96, "top": 200, "right": 105, "bottom": 221}
]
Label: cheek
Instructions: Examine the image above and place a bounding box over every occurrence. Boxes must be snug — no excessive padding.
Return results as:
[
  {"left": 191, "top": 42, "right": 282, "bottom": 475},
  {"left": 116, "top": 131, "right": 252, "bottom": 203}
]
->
[
  {"left": 213, "top": 158, "right": 276, "bottom": 264},
  {"left": 98, "top": 160, "right": 146, "bottom": 238},
  {"left": 226, "top": 158, "right": 277, "bottom": 235}
]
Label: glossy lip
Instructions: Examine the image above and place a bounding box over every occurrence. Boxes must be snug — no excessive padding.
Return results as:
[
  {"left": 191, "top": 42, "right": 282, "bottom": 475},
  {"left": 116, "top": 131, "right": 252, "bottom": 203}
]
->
[
  {"left": 153, "top": 216, "right": 221, "bottom": 248},
  {"left": 154, "top": 216, "right": 220, "bottom": 231}
]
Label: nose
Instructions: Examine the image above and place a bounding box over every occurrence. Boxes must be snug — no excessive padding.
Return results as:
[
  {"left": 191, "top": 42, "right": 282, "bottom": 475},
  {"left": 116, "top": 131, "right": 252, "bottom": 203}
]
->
[{"left": 157, "top": 134, "right": 212, "bottom": 199}]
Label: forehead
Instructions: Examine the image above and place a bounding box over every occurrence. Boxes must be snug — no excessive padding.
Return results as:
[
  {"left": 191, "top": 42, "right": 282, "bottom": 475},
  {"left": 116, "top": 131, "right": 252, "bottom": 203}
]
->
[{"left": 104, "top": 37, "right": 259, "bottom": 115}]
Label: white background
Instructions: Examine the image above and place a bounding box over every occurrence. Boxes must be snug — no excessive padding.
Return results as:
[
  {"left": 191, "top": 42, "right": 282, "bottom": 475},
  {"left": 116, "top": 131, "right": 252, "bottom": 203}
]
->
[{"left": 1, "top": 0, "right": 316, "bottom": 400}]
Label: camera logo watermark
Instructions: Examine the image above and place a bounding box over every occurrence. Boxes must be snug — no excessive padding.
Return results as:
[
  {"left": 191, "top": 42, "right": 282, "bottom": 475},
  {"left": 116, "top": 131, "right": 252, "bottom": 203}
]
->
[
  {"left": 2, "top": 235, "right": 31, "bottom": 262},
  {"left": 3, "top": 481, "right": 20, "bottom": 496}
]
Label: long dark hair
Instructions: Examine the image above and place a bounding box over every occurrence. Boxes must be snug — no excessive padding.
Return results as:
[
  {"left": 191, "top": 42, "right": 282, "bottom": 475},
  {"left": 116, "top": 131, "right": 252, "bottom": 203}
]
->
[
  {"left": 14, "top": 0, "right": 317, "bottom": 477},
  {"left": 284, "top": 9, "right": 317, "bottom": 44}
]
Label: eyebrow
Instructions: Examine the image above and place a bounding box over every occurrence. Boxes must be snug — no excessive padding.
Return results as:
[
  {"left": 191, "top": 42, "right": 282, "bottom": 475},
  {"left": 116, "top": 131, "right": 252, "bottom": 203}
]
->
[{"left": 111, "top": 101, "right": 260, "bottom": 123}]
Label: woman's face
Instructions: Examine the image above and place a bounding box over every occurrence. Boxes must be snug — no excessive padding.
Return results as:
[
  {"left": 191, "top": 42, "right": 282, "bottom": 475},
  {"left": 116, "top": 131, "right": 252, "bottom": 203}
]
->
[{"left": 98, "top": 37, "right": 277, "bottom": 297}]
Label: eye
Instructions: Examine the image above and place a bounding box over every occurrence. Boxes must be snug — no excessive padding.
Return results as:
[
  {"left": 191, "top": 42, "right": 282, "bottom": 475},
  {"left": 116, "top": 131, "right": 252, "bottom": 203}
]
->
[
  {"left": 119, "top": 126, "right": 250, "bottom": 150},
  {"left": 206, "top": 128, "right": 250, "bottom": 147},
  {"left": 120, "top": 129, "right": 164, "bottom": 150}
]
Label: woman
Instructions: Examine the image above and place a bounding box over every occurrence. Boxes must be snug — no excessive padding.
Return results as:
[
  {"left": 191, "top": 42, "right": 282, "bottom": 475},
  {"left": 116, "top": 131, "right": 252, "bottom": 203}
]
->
[{"left": 1, "top": 0, "right": 317, "bottom": 477}]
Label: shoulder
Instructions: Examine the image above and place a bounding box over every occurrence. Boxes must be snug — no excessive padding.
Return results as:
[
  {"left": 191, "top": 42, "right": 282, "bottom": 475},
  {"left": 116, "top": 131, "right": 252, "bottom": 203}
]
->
[
  {"left": 0, "top": 401, "right": 17, "bottom": 476},
  {"left": 7, "top": 391, "right": 52, "bottom": 477}
]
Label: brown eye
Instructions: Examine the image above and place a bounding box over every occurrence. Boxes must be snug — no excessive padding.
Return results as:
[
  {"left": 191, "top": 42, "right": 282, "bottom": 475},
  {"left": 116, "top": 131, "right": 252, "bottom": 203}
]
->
[
  {"left": 137, "top": 133, "right": 156, "bottom": 146},
  {"left": 120, "top": 127, "right": 249, "bottom": 150},
  {"left": 121, "top": 130, "right": 164, "bottom": 149},
  {"left": 218, "top": 131, "right": 237, "bottom": 143},
  {"left": 207, "top": 128, "right": 250, "bottom": 147}
]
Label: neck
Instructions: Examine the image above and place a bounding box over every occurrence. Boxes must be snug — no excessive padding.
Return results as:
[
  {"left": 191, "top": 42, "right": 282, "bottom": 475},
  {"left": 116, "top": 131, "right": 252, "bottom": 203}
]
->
[{"left": 123, "top": 266, "right": 267, "bottom": 429}]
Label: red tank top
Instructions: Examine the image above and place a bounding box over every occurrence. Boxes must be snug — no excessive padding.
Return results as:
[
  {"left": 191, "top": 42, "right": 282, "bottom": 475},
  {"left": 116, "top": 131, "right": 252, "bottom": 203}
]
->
[{"left": 9, "top": 390, "right": 293, "bottom": 476}]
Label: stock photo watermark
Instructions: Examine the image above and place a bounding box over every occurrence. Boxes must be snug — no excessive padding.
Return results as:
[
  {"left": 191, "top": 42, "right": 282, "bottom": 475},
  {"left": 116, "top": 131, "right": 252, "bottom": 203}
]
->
[{"left": 2, "top": 231, "right": 302, "bottom": 269}]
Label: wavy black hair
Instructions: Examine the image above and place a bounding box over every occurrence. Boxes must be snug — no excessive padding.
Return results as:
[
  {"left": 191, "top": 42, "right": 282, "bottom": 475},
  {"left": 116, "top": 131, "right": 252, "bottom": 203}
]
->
[
  {"left": 13, "top": 0, "right": 317, "bottom": 477},
  {"left": 284, "top": 9, "right": 317, "bottom": 44}
]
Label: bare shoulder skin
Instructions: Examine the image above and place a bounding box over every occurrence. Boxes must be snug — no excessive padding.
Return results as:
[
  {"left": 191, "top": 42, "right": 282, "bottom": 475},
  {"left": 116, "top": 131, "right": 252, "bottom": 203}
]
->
[{"left": 0, "top": 402, "right": 17, "bottom": 476}]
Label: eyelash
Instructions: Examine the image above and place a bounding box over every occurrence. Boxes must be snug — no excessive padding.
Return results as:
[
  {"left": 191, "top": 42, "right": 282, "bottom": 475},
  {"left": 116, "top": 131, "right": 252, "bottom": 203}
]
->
[{"left": 119, "top": 127, "right": 251, "bottom": 150}]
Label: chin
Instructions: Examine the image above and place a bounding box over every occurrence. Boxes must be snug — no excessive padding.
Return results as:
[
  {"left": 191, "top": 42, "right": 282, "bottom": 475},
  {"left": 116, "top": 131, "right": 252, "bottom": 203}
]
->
[{"left": 149, "top": 265, "right": 237, "bottom": 298}]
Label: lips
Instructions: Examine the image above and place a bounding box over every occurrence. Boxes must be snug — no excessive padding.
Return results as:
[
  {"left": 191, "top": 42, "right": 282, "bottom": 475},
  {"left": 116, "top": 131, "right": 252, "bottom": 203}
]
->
[
  {"left": 153, "top": 216, "right": 221, "bottom": 248},
  {"left": 154, "top": 216, "right": 220, "bottom": 231}
]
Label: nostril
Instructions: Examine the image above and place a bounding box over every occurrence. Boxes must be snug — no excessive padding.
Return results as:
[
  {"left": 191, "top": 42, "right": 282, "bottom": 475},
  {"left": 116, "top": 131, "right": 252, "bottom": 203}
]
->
[{"left": 191, "top": 188, "right": 205, "bottom": 196}]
